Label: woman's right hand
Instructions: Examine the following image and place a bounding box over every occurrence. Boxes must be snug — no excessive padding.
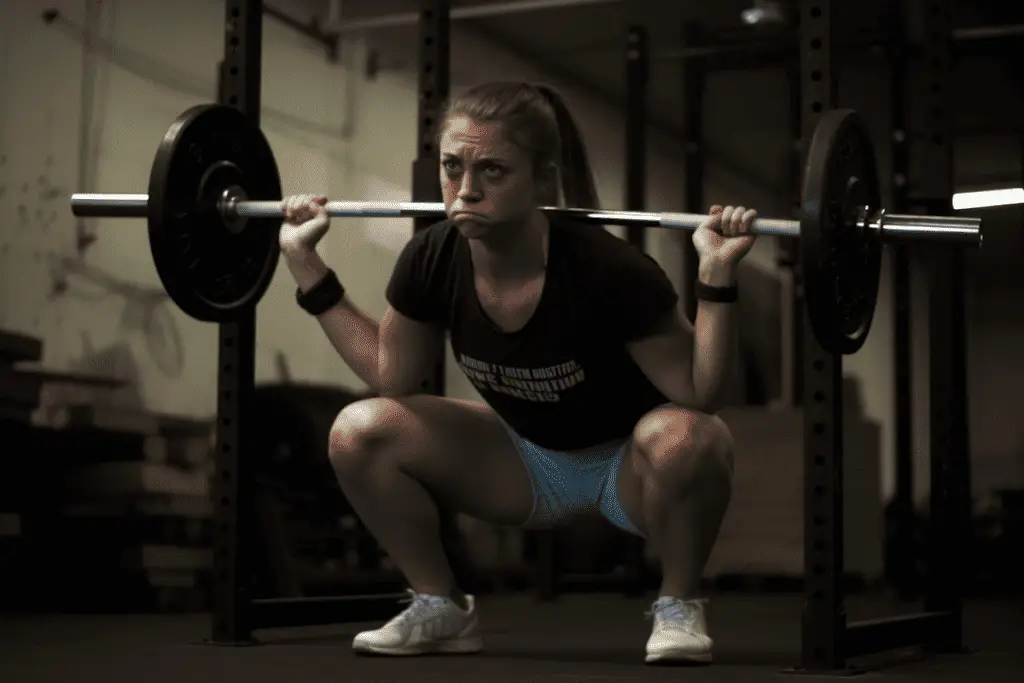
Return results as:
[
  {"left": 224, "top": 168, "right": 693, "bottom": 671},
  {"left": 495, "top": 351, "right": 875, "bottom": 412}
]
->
[{"left": 279, "top": 194, "right": 330, "bottom": 255}]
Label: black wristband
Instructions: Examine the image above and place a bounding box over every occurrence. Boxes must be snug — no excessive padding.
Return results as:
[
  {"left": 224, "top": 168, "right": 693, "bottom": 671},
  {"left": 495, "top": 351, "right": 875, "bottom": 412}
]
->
[
  {"left": 296, "top": 269, "right": 346, "bottom": 315},
  {"left": 694, "top": 279, "right": 738, "bottom": 303}
]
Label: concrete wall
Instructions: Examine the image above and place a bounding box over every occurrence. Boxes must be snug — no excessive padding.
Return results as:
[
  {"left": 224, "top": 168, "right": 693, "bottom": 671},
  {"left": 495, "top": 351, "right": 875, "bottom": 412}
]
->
[
  {"left": 1, "top": 0, "right": 1020, "bottom": 505},
  {"left": 0, "top": 0, "right": 696, "bottom": 412}
]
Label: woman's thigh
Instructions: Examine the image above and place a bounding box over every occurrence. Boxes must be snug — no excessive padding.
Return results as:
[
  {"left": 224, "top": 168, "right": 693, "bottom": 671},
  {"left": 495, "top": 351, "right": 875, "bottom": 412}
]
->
[{"left": 333, "top": 395, "right": 536, "bottom": 527}]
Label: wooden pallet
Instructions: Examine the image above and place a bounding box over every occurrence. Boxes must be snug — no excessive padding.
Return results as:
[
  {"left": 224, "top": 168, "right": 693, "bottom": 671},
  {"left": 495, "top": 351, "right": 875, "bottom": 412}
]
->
[
  {"left": 63, "top": 462, "right": 211, "bottom": 499},
  {"left": 0, "top": 330, "right": 42, "bottom": 365}
]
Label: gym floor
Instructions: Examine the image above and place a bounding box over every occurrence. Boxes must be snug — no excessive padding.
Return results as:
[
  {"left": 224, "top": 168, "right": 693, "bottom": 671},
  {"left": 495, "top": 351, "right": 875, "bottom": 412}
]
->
[{"left": 2, "top": 593, "right": 1021, "bottom": 683}]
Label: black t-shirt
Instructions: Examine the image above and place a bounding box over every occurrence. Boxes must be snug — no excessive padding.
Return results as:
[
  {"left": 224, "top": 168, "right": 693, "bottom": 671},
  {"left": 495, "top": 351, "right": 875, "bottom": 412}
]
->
[{"left": 385, "top": 218, "right": 679, "bottom": 450}]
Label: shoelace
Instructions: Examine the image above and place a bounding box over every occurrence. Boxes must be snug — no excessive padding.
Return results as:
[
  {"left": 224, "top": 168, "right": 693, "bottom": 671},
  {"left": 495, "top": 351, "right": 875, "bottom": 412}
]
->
[
  {"left": 392, "top": 589, "right": 450, "bottom": 625},
  {"left": 645, "top": 598, "right": 699, "bottom": 631}
]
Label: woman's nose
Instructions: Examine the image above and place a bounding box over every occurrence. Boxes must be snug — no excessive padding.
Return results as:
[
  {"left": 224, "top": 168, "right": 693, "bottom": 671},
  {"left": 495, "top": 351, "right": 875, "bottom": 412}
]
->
[{"left": 458, "top": 173, "right": 481, "bottom": 201}]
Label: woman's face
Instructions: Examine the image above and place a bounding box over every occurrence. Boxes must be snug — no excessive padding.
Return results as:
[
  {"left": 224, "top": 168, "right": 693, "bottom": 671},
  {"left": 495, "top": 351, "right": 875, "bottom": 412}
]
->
[{"left": 439, "top": 115, "right": 551, "bottom": 241}]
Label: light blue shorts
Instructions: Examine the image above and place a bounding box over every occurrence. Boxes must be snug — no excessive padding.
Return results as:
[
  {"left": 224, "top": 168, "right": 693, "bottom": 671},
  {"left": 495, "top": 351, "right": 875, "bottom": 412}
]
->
[{"left": 501, "top": 423, "right": 645, "bottom": 538}]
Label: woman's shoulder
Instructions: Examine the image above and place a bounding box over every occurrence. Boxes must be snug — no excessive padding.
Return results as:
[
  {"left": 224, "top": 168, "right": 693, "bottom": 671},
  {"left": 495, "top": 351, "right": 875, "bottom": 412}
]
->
[
  {"left": 554, "top": 217, "right": 662, "bottom": 273},
  {"left": 405, "top": 219, "right": 462, "bottom": 259}
]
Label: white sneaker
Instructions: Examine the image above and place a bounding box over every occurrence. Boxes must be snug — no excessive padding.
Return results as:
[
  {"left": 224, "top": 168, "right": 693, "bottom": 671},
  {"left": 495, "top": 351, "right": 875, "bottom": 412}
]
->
[
  {"left": 352, "top": 589, "right": 482, "bottom": 656},
  {"left": 644, "top": 596, "right": 713, "bottom": 664}
]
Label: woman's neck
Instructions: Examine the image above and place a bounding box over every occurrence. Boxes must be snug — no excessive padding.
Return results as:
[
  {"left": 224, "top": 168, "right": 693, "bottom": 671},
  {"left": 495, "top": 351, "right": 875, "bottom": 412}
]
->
[{"left": 469, "top": 211, "right": 549, "bottom": 283}]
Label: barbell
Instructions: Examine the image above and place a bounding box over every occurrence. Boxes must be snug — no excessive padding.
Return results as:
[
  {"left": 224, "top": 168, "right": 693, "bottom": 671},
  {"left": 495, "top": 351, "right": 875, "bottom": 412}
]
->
[{"left": 69, "top": 104, "right": 982, "bottom": 355}]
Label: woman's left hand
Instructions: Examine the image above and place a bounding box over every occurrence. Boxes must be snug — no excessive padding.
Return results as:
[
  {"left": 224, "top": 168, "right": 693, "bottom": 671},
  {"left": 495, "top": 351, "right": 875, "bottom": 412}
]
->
[{"left": 692, "top": 204, "right": 758, "bottom": 270}]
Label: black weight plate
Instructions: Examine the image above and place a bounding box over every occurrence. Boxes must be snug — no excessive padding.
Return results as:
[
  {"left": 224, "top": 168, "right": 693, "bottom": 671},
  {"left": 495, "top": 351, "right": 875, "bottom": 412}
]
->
[
  {"left": 148, "top": 105, "right": 282, "bottom": 322},
  {"left": 800, "top": 109, "right": 883, "bottom": 355}
]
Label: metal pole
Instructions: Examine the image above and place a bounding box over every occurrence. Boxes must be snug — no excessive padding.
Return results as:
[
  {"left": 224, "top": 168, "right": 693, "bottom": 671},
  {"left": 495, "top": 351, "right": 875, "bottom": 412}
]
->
[
  {"left": 412, "top": 0, "right": 449, "bottom": 396},
  {"left": 919, "top": 0, "right": 969, "bottom": 653},
  {"left": 954, "top": 23, "right": 1024, "bottom": 41},
  {"left": 621, "top": 23, "right": 650, "bottom": 598},
  {"left": 797, "top": 0, "right": 847, "bottom": 673},
  {"left": 334, "top": 0, "right": 621, "bottom": 33},
  {"left": 888, "top": 2, "right": 917, "bottom": 600},
  {"left": 207, "top": 0, "right": 263, "bottom": 646},
  {"left": 680, "top": 22, "right": 705, "bottom": 324},
  {"left": 625, "top": 25, "right": 648, "bottom": 252},
  {"left": 780, "top": 55, "right": 803, "bottom": 407},
  {"left": 652, "top": 24, "right": 1024, "bottom": 64}
]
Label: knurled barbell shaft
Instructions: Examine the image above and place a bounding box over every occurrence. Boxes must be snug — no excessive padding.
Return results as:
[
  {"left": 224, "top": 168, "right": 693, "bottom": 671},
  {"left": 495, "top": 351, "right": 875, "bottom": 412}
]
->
[
  {"left": 238, "top": 202, "right": 806, "bottom": 237},
  {"left": 70, "top": 192, "right": 802, "bottom": 236},
  {"left": 69, "top": 193, "right": 983, "bottom": 246}
]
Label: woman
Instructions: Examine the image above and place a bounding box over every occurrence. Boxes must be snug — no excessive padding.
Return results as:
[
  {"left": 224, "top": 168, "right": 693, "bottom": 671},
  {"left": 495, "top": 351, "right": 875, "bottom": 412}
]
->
[{"left": 278, "top": 81, "right": 757, "bottom": 665}]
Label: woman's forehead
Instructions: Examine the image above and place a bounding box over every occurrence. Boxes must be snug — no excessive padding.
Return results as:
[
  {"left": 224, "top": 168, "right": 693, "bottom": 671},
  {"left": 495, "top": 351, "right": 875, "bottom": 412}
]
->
[{"left": 441, "top": 116, "right": 518, "bottom": 155}]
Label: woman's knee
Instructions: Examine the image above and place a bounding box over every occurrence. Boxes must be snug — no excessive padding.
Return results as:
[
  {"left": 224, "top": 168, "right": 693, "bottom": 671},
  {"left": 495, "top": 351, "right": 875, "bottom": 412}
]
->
[
  {"left": 328, "top": 397, "right": 415, "bottom": 477},
  {"left": 632, "top": 406, "right": 734, "bottom": 486}
]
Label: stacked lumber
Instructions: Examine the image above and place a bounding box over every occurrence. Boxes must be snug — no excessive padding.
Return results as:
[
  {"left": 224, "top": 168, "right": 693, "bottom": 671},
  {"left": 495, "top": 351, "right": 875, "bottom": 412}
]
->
[
  {"left": 0, "top": 330, "right": 44, "bottom": 422},
  {"left": 0, "top": 331, "right": 45, "bottom": 610},
  {"left": 52, "top": 407, "right": 214, "bottom": 612},
  {"left": 248, "top": 383, "right": 405, "bottom": 597}
]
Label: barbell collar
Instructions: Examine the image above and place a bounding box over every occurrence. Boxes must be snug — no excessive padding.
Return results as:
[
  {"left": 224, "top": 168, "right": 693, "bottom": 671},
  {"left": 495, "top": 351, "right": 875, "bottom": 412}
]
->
[{"left": 70, "top": 192, "right": 983, "bottom": 247}]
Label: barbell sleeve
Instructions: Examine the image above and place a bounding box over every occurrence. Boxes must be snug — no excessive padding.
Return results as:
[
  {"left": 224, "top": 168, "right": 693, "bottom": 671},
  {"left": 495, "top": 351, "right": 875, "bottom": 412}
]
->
[
  {"left": 879, "top": 213, "right": 984, "bottom": 245},
  {"left": 71, "top": 193, "right": 150, "bottom": 218},
  {"left": 69, "top": 192, "right": 982, "bottom": 247}
]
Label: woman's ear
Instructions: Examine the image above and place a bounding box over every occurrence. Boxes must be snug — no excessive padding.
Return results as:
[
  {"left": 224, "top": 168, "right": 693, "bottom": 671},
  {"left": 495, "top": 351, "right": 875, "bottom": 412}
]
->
[{"left": 536, "top": 162, "right": 562, "bottom": 206}]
